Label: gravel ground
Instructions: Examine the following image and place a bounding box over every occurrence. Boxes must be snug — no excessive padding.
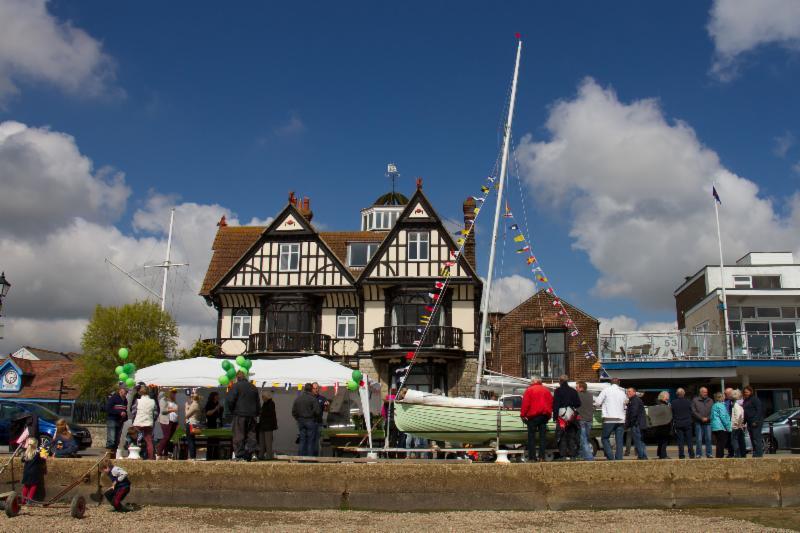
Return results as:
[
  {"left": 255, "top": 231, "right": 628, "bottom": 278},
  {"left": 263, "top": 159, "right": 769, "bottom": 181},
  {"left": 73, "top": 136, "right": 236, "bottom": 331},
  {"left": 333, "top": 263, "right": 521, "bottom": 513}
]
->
[{"left": 0, "top": 505, "right": 793, "bottom": 532}]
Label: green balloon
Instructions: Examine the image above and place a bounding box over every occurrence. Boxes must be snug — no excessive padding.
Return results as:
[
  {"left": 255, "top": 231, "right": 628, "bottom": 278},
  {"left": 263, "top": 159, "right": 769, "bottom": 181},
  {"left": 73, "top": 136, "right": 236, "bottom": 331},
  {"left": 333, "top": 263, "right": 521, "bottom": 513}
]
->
[
  {"left": 242, "top": 358, "right": 252, "bottom": 369},
  {"left": 125, "top": 378, "right": 135, "bottom": 387},
  {"left": 218, "top": 375, "right": 230, "bottom": 386},
  {"left": 118, "top": 372, "right": 128, "bottom": 381},
  {"left": 226, "top": 368, "right": 236, "bottom": 379},
  {"left": 114, "top": 366, "right": 123, "bottom": 375},
  {"left": 351, "top": 370, "right": 362, "bottom": 382},
  {"left": 235, "top": 355, "right": 246, "bottom": 366},
  {"left": 221, "top": 360, "right": 232, "bottom": 370},
  {"left": 346, "top": 380, "right": 358, "bottom": 391},
  {"left": 128, "top": 363, "right": 136, "bottom": 372},
  {"left": 118, "top": 347, "right": 129, "bottom": 359},
  {"left": 123, "top": 363, "right": 134, "bottom": 374}
]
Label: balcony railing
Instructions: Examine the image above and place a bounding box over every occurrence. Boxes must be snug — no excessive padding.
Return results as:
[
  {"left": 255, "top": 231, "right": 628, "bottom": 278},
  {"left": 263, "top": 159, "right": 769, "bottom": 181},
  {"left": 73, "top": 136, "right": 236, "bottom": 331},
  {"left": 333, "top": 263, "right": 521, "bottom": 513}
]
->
[
  {"left": 373, "top": 325, "right": 463, "bottom": 350},
  {"left": 247, "top": 332, "right": 331, "bottom": 355},
  {"left": 600, "top": 331, "right": 800, "bottom": 362}
]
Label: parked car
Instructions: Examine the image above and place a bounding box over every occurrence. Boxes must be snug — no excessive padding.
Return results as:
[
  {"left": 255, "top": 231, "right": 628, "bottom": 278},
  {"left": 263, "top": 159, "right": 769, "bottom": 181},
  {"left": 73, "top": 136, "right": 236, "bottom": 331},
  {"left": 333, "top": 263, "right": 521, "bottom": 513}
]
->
[
  {"left": 760, "top": 407, "right": 800, "bottom": 452},
  {"left": 0, "top": 400, "right": 93, "bottom": 451}
]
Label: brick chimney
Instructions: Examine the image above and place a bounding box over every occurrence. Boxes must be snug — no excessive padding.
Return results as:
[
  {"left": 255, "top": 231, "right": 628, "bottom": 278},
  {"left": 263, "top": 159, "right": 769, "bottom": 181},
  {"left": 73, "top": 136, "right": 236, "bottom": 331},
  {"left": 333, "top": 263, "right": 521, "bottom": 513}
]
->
[
  {"left": 462, "top": 197, "right": 476, "bottom": 269},
  {"left": 288, "top": 191, "right": 313, "bottom": 222}
]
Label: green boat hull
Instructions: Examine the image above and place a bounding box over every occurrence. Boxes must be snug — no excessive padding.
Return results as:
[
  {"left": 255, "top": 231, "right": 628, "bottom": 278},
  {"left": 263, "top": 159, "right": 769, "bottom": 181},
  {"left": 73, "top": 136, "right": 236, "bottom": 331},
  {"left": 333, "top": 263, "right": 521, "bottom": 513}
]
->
[{"left": 394, "top": 401, "right": 602, "bottom": 445}]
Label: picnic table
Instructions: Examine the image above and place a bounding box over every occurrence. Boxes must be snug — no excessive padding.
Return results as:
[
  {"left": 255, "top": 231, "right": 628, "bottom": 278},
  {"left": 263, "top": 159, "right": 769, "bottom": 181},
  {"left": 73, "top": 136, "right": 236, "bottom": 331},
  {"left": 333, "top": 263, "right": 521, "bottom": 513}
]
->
[{"left": 170, "top": 427, "right": 233, "bottom": 460}]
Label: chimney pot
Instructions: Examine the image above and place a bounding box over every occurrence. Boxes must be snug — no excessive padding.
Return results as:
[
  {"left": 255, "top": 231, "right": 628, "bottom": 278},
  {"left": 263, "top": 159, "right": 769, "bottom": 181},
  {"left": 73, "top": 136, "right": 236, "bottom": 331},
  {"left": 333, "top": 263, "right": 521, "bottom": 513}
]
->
[{"left": 217, "top": 215, "right": 227, "bottom": 227}]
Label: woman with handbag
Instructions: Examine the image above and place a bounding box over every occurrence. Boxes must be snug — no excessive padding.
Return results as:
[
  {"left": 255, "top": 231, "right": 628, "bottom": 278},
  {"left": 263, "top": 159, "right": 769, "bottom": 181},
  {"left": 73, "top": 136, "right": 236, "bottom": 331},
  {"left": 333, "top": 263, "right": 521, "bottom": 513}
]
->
[{"left": 184, "top": 393, "right": 202, "bottom": 460}]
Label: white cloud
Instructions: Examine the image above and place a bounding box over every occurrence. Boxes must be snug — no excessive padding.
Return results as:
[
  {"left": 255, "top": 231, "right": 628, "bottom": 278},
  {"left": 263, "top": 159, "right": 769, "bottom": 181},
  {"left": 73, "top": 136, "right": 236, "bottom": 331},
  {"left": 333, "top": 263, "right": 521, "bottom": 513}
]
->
[
  {"left": 0, "top": 121, "right": 130, "bottom": 237},
  {"left": 599, "top": 315, "right": 678, "bottom": 333},
  {"left": 707, "top": 0, "right": 800, "bottom": 80},
  {"left": 488, "top": 274, "right": 537, "bottom": 313},
  {"left": 517, "top": 78, "right": 800, "bottom": 312},
  {"left": 273, "top": 113, "right": 306, "bottom": 137},
  {"left": 0, "top": 0, "right": 118, "bottom": 106},
  {"left": 0, "top": 120, "right": 266, "bottom": 354},
  {"left": 774, "top": 131, "right": 796, "bottom": 158}
]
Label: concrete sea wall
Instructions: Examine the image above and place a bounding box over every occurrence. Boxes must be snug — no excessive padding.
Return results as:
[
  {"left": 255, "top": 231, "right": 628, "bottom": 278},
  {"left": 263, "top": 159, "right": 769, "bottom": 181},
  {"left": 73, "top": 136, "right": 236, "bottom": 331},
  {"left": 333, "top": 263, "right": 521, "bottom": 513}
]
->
[{"left": 2, "top": 458, "right": 799, "bottom": 511}]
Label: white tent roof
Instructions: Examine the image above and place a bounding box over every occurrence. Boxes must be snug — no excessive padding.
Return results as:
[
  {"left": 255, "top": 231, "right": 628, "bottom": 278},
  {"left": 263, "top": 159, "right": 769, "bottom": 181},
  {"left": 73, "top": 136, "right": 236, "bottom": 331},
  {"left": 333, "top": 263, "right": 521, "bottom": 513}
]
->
[{"left": 135, "top": 355, "right": 354, "bottom": 388}]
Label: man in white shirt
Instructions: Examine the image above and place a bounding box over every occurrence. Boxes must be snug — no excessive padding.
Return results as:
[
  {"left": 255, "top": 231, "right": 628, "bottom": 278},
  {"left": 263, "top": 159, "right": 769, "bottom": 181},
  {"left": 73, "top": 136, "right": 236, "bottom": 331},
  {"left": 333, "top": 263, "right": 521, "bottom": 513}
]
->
[{"left": 594, "top": 377, "right": 627, "bottom": 460}]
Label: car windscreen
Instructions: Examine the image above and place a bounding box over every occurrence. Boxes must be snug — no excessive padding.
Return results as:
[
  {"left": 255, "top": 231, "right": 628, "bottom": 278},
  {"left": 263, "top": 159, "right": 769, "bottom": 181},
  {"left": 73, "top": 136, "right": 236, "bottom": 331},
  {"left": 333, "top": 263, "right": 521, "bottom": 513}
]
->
[
  {"left": 17, "top": 402, "right": 60, "bottom": 420},
  {"left": 764, "top": 409, "right": 797, "bottom": 423}
]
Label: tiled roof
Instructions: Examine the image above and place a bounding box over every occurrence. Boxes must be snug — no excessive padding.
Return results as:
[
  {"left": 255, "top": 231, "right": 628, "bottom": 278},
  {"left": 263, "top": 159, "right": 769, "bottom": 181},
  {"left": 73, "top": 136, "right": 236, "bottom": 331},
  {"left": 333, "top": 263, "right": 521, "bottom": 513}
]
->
[
  {"left": 200, "top": 226, "right": 266, "bottom": 295},
  {"left": 0, "top": 357, "right": 81, "bottom": 401},
  {"left": 14, "top": 346, "right": 80, "bottom": 361},
  {"left": 200, "top": 226, "right": 390, "bottom": 295},
  {"left": 319, "top": 231, "right": 388, "bottom": 276}
]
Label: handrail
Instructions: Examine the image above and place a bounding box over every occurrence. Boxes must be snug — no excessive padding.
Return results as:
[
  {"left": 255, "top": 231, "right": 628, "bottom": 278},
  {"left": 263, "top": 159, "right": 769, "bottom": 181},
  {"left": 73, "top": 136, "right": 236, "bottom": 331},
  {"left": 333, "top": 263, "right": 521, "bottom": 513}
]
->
[
  {"left": 248, "top": 331, "right": 332, "bottom": 355},
  {"left": 373, "top": 325, "right": 463, "bottom": 350}
]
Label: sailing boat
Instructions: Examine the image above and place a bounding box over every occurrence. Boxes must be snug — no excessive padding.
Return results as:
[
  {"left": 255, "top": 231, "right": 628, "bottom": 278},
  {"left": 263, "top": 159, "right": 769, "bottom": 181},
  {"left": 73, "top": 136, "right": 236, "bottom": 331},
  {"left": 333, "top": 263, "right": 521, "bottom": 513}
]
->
[{"left": 393, "top": 36, "right": 605, "bottom": 447}]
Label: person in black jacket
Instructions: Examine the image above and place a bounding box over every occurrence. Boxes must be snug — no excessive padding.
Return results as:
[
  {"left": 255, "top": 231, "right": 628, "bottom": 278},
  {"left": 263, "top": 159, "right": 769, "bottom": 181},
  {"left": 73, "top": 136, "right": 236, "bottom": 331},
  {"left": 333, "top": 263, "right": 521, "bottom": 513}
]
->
[
  {"left": 292, "top": 383, "right": 321, "bottom": 456},
  {"left": 743, "top": 385, "right": 765, "bottom": 458},
  {"left": 552, "top": 375, "right": 581, "bottom": 460},
  {"left": 105, "top": 385, "right": 128, "bottom": 452},
  {"left": 670, "top": 388, "right": 695, "bottom": 459},
  {"left": 625, "top": 387, "right": 648, "bottom": 459},
  {"left": 226, "top": 371, "right": 260, "bottom": 461},
  {"left": 257, "top": 391, "right": 278, "bottom": 460}
]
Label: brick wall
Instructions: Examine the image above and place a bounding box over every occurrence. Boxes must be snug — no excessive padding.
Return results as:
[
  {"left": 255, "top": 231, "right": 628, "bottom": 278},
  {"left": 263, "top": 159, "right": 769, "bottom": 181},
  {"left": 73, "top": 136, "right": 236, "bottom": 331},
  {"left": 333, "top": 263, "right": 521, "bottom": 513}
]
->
[{"left": 487, "top": 290, "right": 599, "bottom": 382}]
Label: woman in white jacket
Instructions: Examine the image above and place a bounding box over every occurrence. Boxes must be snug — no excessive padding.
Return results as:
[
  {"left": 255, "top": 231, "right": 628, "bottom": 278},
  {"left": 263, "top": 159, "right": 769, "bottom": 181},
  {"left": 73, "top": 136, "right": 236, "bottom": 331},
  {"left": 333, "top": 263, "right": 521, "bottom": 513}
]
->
[
  {"left": 730, "top": 389, "right": 746, "bottom": 458},
  {"left": 132, "top": 387, "right": 157, "bottom": 460}
]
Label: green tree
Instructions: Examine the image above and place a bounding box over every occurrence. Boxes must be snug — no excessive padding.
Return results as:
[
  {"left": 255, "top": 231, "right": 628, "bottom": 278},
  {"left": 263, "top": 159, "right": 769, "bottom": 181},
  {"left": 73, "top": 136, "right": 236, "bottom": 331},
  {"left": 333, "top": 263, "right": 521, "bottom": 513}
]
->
[
  {"left": 76, "top": 301, "right": 178, "bottom": 400},
  {"left": 177, "top": 338, "right": 220, "bottom": 359}
]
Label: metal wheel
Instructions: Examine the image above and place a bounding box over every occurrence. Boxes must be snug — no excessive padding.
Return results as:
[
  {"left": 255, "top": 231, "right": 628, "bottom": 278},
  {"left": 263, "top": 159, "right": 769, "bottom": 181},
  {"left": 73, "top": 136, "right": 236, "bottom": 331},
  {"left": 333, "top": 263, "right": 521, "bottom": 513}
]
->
[
  {"left": 70, "top": 495, "right": 86, "bottom": 519},
  {"left": 4, "top": 492, "right": 20, "bottom": 518}
]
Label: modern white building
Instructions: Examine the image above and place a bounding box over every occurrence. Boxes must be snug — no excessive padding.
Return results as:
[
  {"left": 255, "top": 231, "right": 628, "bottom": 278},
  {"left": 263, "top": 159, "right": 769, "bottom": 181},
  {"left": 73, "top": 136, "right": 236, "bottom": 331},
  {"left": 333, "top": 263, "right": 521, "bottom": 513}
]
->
[{"left": 600, "top": 252, "right": 800, "bottom": 416}]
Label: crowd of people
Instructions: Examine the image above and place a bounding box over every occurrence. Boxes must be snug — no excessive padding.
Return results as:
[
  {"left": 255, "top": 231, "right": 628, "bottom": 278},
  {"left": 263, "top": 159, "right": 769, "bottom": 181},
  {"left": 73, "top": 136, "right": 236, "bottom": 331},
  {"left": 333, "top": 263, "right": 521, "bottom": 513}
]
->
[
  {"left": 102, "top": 371, "right": 329, "bottom": 461},
  {"left": 520, "top": 376, "right": 767, "bottom": 461}
]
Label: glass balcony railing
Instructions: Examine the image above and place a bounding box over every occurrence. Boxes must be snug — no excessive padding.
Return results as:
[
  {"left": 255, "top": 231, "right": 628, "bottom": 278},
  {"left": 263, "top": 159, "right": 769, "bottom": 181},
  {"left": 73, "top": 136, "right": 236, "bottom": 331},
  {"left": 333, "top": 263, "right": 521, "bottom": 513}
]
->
[{"left": 599, "top": 331, "right": 800, "bottom": 361}]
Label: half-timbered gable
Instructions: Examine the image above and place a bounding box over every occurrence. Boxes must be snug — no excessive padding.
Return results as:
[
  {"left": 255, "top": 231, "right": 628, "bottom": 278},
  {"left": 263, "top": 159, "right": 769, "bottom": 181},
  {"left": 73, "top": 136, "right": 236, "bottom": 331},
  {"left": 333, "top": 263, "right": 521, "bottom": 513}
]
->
[
  {"left": 360, "top": 189, "right": 480, "bottom": 283},
  {"left": 217, "top": 203, "right": 355, "bottom": 290}
]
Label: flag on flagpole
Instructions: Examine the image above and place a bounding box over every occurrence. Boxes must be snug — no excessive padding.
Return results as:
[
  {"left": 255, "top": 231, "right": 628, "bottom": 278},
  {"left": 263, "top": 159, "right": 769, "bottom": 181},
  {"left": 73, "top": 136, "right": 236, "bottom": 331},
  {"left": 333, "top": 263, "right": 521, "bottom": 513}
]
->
[
  {"left": 513, "top": 234, "right": 525, "bottom": 242},
  {"left": 712, "top": 186, "right": 722, "bottom": 205},
  {"left": 516, "top": 245, "right": 530, "bottom": 253},
  {"left": 509, "top": 224, "right": 519, "bottom": 231}
]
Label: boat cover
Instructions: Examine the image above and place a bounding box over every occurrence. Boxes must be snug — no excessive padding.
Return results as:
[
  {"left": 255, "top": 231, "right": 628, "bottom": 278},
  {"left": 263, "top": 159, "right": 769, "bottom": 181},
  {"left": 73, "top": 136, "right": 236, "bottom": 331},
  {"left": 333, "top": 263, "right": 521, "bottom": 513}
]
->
[{"left": 400, "top": 389, "right": 500, "bottom": 408}]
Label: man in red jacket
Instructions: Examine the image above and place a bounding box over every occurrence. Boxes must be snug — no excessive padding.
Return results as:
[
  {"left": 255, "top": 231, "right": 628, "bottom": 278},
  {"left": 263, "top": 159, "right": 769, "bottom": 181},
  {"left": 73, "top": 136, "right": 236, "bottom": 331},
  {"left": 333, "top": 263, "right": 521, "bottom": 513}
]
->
[{"left": 520, "top": 376, "right": 553, "bottom": 462}]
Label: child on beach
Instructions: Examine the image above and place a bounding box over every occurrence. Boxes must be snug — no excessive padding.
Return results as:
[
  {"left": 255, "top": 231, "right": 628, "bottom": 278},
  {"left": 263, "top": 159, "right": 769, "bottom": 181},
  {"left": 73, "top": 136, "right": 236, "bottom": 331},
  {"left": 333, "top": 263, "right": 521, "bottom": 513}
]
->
[
  {"left": 21, "top": 437, "right": 46, "bottom": 502},
  {"left": 101, "top": 459, "right": 131, "bottom": 512}
]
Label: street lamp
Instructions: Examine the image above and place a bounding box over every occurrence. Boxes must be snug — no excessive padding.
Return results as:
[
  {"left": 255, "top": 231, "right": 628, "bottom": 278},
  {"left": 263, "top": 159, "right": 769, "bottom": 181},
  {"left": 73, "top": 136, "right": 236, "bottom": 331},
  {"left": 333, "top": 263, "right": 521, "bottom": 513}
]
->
[{"left": 0, "top": 272, "right": 9, "bottom": 340}]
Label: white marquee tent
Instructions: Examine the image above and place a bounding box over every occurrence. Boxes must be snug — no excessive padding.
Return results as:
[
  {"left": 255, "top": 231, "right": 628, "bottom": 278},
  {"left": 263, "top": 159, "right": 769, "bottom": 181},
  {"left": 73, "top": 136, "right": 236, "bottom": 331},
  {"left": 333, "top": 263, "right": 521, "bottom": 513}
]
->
[{"left": 136, "top": 355, "right": 355, "bottom": 388}]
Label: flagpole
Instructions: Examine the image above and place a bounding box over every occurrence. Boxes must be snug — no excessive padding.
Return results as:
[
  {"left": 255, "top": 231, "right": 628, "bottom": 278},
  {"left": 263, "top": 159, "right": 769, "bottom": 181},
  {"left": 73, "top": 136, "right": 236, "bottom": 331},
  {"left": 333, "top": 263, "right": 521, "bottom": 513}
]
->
[
  {"left": 713, "top": 184, "right": 732, "bottom": 358},
  {"left": 475, "top": 35, "right": 523, "bottom": 399}
]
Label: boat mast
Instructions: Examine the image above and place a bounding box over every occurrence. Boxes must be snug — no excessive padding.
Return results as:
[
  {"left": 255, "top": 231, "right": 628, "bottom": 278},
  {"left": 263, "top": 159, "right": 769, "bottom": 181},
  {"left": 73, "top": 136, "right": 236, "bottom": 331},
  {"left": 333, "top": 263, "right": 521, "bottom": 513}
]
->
[
  {"left": 144, "top": 207, "right": 188, "bottom": 311},
  {"left": 474, "top": 36, "right": 523, "bottom": 399}
]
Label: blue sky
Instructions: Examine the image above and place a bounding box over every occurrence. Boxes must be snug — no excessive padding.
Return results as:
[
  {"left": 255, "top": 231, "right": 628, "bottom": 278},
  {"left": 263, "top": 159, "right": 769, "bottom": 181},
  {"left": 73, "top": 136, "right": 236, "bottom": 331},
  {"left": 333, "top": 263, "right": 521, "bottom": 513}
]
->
[{"left": 1, "top": 0, "right": 800, "bottom": 351}]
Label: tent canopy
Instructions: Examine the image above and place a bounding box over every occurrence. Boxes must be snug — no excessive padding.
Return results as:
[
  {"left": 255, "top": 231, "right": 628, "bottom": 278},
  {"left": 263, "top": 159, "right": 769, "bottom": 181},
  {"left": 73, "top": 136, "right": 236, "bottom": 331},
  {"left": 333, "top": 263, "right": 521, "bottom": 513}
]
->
[{"left": 135, "top": 355, "right": 354, "bottom": 388}]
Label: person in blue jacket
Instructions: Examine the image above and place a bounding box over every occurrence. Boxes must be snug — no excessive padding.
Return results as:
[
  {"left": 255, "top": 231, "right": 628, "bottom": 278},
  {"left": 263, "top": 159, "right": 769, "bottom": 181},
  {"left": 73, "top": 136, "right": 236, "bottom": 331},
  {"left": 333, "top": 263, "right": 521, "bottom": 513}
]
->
[
  {"left": 52, "top": 419, "right": 79, "bottom": 458},
  {"left": 710, "top": 391, "right": 732, "bottom": 458}
]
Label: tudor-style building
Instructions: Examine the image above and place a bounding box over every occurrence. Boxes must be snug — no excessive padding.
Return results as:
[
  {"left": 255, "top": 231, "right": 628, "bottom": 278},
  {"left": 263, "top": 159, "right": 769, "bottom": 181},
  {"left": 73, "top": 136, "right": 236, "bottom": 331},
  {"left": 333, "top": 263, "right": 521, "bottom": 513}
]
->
[{"left": 201, "top": 182, "right": 483, "bottom": 396}]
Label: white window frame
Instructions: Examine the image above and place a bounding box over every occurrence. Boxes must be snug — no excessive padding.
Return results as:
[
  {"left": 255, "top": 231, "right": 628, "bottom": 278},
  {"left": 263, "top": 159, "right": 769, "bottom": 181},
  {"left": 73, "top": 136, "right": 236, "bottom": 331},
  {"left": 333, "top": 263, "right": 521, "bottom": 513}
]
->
[
  {"left": 231, "top": 308, "right": 252, "bottom": 339},
  {"left": 347, "top": 242, "right": 379, "bottom": 267},
  {"left": 408, "top": 231, "right": 429, "bottom": 261},
  {"left": 733, "top": 275, "right": 752, "bottom": 289},
  {"left": 336, "top": 309, "right": 358, "bottom": 339},
  {"left": 279, "top": 243, "right": 300, "bottom": 272}
]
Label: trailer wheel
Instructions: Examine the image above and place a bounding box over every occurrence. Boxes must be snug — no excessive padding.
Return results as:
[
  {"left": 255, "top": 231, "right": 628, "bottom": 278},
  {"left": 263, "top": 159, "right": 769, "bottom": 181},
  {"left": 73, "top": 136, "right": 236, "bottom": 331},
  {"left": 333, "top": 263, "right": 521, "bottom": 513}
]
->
[
  {"left": 70, "top": 495, "right": 86, "bottom": 519},
  {"left": 4, "top": 492, "right": 20, "bottom": 518}
]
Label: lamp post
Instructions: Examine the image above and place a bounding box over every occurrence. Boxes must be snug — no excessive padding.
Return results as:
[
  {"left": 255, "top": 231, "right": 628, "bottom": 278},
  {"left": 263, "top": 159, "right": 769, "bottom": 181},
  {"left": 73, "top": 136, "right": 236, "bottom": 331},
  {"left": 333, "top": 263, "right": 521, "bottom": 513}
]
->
[{"left": 0, "top": 272, "right": 10, "bottom": 339}]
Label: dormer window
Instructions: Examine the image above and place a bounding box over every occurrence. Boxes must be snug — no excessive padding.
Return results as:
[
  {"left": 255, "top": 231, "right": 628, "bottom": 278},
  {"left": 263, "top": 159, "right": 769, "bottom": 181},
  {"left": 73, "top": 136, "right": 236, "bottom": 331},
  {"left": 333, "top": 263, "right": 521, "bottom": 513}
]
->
[{"left": 348, "top": 243, "right": 379, "bottom": 267}]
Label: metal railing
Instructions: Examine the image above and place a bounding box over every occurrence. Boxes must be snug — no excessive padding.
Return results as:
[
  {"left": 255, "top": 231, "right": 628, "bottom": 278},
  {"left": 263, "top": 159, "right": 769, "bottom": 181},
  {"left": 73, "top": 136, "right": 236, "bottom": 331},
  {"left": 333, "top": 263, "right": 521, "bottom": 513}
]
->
[
  {"left": 600, "top": 331, "right": 800, "bottom": 361},
  {"left": 247, "top": 331, "right": 332, "bottom": 355},
  {"left": 373, "top": 325, "right": 463, "bottom": 350}
]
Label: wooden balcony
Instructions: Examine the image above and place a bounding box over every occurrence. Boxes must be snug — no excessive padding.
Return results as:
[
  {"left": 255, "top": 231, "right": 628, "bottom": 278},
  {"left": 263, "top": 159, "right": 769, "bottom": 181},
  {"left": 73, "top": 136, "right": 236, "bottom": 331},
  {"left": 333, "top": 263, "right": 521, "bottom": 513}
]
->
[
  {"left": 247, "top": 331, "right": 332, "bottom": 356},
  {"left": 373, "top": 325, "right": 463, "bottom": 350}
]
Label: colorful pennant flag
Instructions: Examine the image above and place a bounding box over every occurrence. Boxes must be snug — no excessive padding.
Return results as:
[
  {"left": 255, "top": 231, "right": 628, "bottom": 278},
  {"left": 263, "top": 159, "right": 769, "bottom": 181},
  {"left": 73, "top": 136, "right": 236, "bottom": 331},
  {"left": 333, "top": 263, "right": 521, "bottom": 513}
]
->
[
  {"left": 509, "top": 224, "right": 519, "bottom": 231},
  {"left": 513, "top": 234, "right": 525, "bottom": 242},
  {"left": 526, "top": 256, "right": 536, "bottom": 265},
  {"left": 516, "top": 246, "right": 531, "bottom": 253},
  {"left": 481, "top": 185, "right": 490, "bottom": 193},
  {"left": 435, "top": 281, "right": 444, "bottom": 289}
]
